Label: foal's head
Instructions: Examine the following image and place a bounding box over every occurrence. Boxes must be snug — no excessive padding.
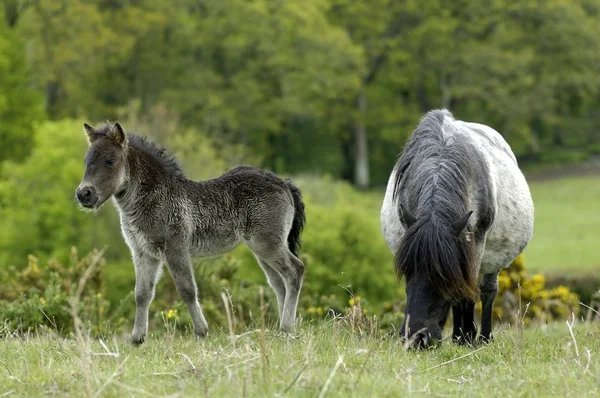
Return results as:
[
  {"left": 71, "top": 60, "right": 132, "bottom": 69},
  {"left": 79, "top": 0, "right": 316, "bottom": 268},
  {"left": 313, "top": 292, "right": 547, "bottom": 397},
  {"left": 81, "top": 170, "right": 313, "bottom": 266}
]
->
[
  {"left": 76, "top": 122, "right": 128, "bottom": 209},
  {"left": 397, "top": 206, "right": 478, "bottom": 349}
]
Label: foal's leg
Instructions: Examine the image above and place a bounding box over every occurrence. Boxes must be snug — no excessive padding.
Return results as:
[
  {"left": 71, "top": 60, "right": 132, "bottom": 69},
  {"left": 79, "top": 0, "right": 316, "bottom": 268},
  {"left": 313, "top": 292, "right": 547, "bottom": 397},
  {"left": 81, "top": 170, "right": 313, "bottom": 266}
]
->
[
  {"left": 251, "top": 246, "right": 304, "bottom": 332},
  {"left": 275, "top": 250, "right": 304, "bottom": 332},
  {"left": 479, "top": 272, "right": 499, "bottom": 343},
  {"left": 164, "top": 247, "right": 208, "bottom": 337},
  {"left": 255, "top": 257, "right": 287, "bottom": 318},
  {"left": 131, "top": 251, "right": 162, "bottom": 345}
]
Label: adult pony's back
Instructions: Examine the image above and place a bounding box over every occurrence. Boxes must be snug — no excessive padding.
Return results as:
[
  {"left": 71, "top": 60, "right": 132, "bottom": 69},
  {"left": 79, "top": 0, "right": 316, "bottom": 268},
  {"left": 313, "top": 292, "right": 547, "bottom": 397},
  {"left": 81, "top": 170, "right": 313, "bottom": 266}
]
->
[{"left": 381, "top": 109, "right": 533, "bottom": 348}]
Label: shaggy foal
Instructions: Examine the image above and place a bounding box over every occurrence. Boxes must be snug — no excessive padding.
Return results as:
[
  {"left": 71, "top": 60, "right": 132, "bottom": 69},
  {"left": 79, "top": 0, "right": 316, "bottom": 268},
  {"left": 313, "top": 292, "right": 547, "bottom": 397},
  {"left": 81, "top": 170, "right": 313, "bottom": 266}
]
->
[{"left": 76, "top": 122, "right": 305, "bottom": 344}]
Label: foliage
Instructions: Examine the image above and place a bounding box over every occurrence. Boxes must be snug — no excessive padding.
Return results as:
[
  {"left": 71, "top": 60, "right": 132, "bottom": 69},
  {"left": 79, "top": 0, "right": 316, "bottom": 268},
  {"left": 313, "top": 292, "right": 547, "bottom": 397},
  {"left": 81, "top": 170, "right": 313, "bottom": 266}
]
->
[
  {"left": 0, "top": 15, "right": 45, "bottom": 162},
  {"left": 0, "top": 248, "right": 116, "bottom": 336},
  {"left": 149, "top": 254, "right": 279, "bottom": 334},
  {"left": 0, "top": 247, "right": 280, "bottom": 337},
  {"left": 4, "top": 0, "right": 599, "bottom": 186},
  {"left": 486, "top": 254, "right": 580, "bottom": 325}
]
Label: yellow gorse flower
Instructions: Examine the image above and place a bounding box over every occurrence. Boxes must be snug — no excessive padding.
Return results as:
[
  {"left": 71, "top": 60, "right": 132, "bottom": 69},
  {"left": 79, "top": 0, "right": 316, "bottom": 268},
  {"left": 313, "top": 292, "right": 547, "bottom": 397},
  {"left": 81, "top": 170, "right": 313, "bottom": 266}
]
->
[{"left": 348, "top": 295, "right": 361, "bottom": 306}]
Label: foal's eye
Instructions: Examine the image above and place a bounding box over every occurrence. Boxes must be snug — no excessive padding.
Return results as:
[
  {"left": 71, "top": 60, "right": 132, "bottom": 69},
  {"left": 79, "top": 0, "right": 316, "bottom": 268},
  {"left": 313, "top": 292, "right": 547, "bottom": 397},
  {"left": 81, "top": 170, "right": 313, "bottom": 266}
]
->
[{"left": 105, "top": 159, "right": 116, "bottom": 167}]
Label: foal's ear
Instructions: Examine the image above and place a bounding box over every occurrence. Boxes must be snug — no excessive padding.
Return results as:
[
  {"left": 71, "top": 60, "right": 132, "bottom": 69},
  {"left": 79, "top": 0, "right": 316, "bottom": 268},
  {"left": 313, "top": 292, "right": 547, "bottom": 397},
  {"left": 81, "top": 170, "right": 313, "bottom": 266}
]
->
[
  {"left": 400, "top": 204, "right": 417, "bottom": 228},
  {"left": 108, "top": 122, "right": 127, "bottom": 147},
  {"left": 83, "top": 123, "right": 102, "bottom": 144},
  {"left": 451, "top": 210, "right": 473, "bottom": 236}
]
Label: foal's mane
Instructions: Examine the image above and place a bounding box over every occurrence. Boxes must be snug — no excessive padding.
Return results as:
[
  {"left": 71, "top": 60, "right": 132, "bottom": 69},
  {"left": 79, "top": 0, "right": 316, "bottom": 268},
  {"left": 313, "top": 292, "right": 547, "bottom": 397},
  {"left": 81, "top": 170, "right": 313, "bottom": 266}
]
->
[
  {"left": 127, "top": 134, "right": 185, "bottom": 178},
  {"left": 392, "top": 109, "right": 478, "bottom": 302},
  {"left": 93, "top": 123, "right": 185, "bottom": 178}
]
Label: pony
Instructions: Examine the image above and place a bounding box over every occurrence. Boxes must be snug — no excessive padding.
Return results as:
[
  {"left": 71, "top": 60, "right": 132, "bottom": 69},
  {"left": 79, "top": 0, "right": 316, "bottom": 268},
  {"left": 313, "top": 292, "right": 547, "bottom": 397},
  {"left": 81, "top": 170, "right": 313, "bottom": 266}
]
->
[
  {"left": 75, "top": 122, "right": 306, "bottom": 344},
  {"left": 380, "top": 109, "right": 533, "bottom": 348}
]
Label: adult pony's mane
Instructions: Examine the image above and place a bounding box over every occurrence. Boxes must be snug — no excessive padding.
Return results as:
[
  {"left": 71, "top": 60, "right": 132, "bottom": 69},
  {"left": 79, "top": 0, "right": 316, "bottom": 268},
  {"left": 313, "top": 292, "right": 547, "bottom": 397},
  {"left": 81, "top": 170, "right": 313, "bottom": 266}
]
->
[
  {"left": 392, "top": 109, "right": 478, "bottom": 302},
  {"left": 93, "top": 123, "right": 185, "bottom": 178}
]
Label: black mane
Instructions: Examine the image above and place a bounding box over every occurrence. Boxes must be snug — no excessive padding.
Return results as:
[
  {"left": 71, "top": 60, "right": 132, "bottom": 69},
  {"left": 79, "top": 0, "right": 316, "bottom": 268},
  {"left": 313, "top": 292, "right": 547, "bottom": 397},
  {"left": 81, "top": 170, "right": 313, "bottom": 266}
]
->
[{"left": 392, "top": 109, "right": 479, "bottom": 302}]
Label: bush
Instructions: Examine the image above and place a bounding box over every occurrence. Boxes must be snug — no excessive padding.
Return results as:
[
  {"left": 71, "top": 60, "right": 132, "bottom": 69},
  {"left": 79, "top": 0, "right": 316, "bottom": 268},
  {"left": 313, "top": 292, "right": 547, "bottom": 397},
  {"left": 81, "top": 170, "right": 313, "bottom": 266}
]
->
[
  {"left": 483, "top": 254, "right": 580, "bottom": 325},
  {"left": 0, "top": 248, "right": 117, "bottom": 336},
  {"left": 149, "top": 254, "right": 279, "bottom": 334},
  {"left": 0, "top": 248, "right": 279, "bottom": 337}
]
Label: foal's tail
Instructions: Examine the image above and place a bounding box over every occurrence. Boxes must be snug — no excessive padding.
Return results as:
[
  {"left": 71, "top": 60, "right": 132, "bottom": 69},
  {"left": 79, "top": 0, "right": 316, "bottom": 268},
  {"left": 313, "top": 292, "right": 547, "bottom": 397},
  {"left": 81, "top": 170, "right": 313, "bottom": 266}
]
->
[{"left": 285, "top": 180, "right": 306, "bottom": 257}]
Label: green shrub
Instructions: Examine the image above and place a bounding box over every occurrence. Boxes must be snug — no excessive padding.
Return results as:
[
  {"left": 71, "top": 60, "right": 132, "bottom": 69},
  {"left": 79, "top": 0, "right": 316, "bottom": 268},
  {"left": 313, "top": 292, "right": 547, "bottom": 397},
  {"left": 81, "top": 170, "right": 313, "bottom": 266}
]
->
[
  {"left": 483, "top": 254, "right": 580, "bottom": 325},
  {"left": 0, "top": 248, "right": 279, "bottom": 337},
  {"left": 149, "top": 254, "right": 279, "bottom": 334},
  {"left": 0, "top": 248, "right": 117, "bottom": 336}
]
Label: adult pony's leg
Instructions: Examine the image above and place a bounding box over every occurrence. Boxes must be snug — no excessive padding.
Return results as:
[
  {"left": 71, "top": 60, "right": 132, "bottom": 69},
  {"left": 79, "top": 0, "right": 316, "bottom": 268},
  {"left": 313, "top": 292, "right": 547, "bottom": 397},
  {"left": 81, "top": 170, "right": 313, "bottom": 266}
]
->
[
  {"left": 479, "top": 272, "right": 499, "bottom": 342},
  {"left": 164, "top": 246, "right": 209, "bottom": 337},
  {"left": 131, "top": 251, "right": 162, "bottom": 345},
  {"left": 452, "top": 303, "right": 463, "bottom": 341},
  {"left": 452, "top": 299, "right": 476, "bottom": 344},
  {"left": 255, "top": 257, "right": 286, "bottom": 318}
]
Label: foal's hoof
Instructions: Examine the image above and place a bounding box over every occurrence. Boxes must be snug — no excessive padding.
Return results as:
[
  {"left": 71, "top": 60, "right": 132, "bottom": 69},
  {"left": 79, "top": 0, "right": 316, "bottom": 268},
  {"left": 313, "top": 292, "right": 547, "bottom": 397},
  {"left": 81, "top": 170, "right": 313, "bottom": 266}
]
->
[
  {"left": 194, "top": 327, "right": 209, "bottom": 338},
  {"left": 131, "top": 335, "right": 146, "bottom": 345},
  {"left": 279, "top": 324, "right": 296, "bottom": 335}
]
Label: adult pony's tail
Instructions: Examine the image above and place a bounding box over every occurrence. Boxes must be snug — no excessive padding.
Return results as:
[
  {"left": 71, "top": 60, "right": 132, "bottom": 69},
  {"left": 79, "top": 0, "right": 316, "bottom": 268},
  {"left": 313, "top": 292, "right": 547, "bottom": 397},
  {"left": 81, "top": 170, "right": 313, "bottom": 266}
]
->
[
  {"left": 286, "top": 180, "right": 306, "bottom": 257},
  {"left": 395, "top": 216, "right": 479, "bottom": 302}
]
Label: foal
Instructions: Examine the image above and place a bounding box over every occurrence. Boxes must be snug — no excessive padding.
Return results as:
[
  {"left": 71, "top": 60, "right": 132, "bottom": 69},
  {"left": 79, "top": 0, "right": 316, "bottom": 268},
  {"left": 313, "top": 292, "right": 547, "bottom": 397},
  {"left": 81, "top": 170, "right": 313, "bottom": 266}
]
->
[{"left": 76, "top": 122, "right": 306, "bottom": 344}]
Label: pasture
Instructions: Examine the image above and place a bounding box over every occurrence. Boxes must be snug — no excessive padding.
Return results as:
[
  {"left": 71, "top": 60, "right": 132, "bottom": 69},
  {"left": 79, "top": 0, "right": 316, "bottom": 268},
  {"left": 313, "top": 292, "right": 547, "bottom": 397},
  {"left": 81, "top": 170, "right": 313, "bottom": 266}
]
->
[
  {"left": 524, "top": 174, "right": 600, "bottom": 274},
  {"left": 0, "top": 321, "right": 598, "bottom": 397}
]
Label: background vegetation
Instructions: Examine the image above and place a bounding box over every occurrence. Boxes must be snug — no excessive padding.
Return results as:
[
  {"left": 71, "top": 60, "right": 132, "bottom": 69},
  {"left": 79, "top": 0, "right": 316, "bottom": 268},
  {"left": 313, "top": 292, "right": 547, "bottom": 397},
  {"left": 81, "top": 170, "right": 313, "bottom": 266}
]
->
[{"left": 1, "top": 0, "right": 599, "bottom": 338}]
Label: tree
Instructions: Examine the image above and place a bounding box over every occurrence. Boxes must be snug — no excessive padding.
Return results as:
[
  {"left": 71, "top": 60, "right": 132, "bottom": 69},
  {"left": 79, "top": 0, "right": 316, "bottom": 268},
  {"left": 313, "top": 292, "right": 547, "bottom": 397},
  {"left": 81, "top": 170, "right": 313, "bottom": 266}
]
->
[{"left": 0, "top": 15, "right": 44, "bottom": 162}]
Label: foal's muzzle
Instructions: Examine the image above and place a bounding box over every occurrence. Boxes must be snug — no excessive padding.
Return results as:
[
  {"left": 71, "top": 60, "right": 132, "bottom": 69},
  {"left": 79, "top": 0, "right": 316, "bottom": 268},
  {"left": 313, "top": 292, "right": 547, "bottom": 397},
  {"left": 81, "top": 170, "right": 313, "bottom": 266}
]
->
[{"left": 76, "top": 185, "right": 98, "bottom": 208}]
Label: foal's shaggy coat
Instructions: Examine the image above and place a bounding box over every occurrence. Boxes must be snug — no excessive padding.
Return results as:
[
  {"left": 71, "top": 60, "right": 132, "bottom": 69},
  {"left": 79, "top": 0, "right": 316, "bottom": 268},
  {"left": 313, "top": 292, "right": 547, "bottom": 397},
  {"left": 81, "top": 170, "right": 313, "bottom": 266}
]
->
[{"left": 76, "top": 122, "right": 305, "bottom": 344}]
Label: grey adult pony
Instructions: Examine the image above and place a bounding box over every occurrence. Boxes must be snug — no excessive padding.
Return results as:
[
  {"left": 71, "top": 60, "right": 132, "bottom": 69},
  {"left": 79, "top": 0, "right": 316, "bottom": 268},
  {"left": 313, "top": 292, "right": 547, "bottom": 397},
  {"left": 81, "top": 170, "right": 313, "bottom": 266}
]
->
[
  {"left": 76, "top": 122, "right": 306, "bottom": 344},
  {"left": 381, "top": 109, "right": 533, "bottom": 349}
]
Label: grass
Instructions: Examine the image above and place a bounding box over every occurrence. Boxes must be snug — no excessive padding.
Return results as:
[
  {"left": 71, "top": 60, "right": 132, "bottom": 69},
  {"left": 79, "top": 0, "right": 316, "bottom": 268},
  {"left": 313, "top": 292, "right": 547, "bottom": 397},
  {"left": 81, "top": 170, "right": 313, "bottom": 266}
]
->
[
  {"left": 0, "top": 320, "right": 599, "bottom": 397},
  {"left": 524, "top": 176, "right": 600, "bottom": 273}
]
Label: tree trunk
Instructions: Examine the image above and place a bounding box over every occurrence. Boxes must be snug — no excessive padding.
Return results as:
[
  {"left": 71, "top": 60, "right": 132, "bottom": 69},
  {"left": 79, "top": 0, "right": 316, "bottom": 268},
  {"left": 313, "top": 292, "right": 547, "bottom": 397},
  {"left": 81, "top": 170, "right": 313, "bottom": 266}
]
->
[{"left": 354, "top": 88, "right": 369, "bottom": 189}]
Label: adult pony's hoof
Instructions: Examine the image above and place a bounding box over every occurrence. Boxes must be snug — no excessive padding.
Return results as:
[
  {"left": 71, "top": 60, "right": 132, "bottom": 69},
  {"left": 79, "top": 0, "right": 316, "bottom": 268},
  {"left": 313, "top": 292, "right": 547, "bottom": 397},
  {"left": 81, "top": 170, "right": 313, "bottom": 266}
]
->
[
  {"left": 477, "top": 334, "right": 493, "bottom": 344},
  {"left": 453, "top": 331, "right": 476, "bottom": 346}
]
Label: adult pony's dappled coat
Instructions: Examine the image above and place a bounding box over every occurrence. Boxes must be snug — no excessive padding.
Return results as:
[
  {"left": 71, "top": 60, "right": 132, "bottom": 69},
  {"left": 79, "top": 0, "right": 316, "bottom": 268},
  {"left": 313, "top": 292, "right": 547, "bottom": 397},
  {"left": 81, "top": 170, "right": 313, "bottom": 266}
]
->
[
  {"left": 381, "top": 109, "right": 533, "bottom": 348},
  {"left": 76, "top": 122, "right": 305, "bottom": 344}
]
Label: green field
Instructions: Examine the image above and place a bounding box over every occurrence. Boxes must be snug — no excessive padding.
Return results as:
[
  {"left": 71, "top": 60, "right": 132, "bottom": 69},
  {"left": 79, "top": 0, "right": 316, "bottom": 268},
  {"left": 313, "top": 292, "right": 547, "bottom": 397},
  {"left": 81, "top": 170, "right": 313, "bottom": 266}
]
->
[
  {"left": 0, "top": 322, "right": 598, "bottom": 397},
  {"left": 525, "top": 175, "right": 600, "bottom": 274}
]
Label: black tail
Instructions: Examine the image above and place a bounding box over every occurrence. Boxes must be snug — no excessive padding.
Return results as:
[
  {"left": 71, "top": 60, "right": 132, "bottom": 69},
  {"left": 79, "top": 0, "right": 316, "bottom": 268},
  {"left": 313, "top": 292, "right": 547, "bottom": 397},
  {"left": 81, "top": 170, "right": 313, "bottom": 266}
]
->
[{"left": 286, "top": 180, "right": 306, "bottom": 257}]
